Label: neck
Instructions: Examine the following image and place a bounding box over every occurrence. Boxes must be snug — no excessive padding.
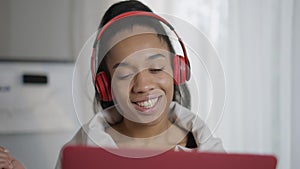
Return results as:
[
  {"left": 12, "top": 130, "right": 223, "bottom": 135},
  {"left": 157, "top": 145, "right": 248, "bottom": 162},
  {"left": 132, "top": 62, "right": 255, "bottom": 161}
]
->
[{"left": 119, "top": 114, "right": 171, "bottom": 138}]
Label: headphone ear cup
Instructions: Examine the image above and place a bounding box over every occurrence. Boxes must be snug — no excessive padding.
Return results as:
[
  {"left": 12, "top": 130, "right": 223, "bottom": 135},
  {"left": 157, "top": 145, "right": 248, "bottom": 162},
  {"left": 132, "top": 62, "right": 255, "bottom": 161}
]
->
[
  {"left": 95, "top": 71, "right": 113, "bottom": 101},
  {"left": 173, "top": 55, "right": 190, "bottom": 85}
]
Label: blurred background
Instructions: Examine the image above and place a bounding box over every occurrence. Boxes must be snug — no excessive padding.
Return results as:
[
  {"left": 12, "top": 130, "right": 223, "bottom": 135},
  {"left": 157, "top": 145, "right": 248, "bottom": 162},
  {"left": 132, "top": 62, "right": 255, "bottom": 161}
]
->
[{"left": 0, "top": 0, "right": 299, "bottom": 169}]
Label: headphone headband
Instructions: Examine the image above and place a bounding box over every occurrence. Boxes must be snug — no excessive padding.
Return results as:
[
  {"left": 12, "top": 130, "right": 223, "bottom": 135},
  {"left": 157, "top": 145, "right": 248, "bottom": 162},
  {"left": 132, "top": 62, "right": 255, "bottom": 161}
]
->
[
  {"left": 91, "top": 11, "right": 189, "bottom": 80},
  {"left": 96, "top": 11, "right": 174, "bottom": 41}
]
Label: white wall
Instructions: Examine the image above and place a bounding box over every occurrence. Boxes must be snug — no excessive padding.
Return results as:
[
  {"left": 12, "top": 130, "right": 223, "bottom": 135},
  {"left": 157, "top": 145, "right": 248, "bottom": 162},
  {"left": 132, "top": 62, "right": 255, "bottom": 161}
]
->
[
  {"left": 0, "top": 1, "right": 107, "bottom": 168},
  {"left": 0, "top": 131, "right": 77, "bottom": 169},
  {"left": 0, "top": 3, "right": 81, "bottom": 169},
  {"left": 0, "top": 62, "right": 79, "bottom": 169},
  {"left": 0, "top": 0, "right": 74, "bottom": 61},
  {"left": 291, "top": 1, "right": 300, "bottom": 169}
]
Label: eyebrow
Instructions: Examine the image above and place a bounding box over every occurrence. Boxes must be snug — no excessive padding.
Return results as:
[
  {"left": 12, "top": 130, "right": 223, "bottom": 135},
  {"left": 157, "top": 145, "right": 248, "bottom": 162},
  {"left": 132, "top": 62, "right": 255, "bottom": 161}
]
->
[
  {"left": 112, "top": 54, "right": 166, "bottom": 69},
  {"left": 147, "top": 54, "right": 166, "bottom": 60},
  {"left": 112, "top": 62, "right": 129, "bottom": 69}
]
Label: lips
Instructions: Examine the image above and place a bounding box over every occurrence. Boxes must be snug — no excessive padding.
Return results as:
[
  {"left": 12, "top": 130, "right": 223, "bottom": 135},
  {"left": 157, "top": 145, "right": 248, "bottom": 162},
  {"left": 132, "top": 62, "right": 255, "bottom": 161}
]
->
[
  {"left": 135, "top": 97, "right": 159, "bottom": 109},
  {"left": 132, "top": 96, "right": 161, "bottom": 111}
]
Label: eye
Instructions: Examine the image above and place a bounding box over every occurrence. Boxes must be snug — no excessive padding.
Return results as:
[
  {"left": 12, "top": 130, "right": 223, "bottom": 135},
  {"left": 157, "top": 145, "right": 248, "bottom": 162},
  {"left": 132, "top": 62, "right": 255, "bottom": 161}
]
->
[
  {"left": 149, "top": 66, "right": 165, "bottom": 73},
  {"left": 117, "top": 73, "right": 133, "bottom": 80},
  {"left": 115, "top": 70, "right": 134, "bottom": 80}
]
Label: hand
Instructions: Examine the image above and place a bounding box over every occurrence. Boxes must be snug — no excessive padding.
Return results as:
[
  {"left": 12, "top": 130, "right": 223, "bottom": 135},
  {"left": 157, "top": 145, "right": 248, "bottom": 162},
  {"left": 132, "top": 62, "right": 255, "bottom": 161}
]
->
[{"left": 0, "top": 146, "right": 25, "bottom": 169}]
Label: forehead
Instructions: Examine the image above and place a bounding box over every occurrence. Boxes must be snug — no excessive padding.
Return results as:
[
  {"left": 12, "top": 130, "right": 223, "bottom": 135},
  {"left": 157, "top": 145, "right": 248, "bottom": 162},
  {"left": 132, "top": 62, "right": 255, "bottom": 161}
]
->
[
  {"left": 106, "top": 26, "right": 170, "bottom": 66},
  {"left": 108, "top": 25, "right": 159, "bottom": 46}
]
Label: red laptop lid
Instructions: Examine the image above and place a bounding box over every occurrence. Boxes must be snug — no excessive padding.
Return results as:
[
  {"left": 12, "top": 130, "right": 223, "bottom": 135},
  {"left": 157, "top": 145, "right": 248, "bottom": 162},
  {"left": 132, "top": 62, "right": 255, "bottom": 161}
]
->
[{"left": 62, "top": 145, "right": 277, "bottom": 169}]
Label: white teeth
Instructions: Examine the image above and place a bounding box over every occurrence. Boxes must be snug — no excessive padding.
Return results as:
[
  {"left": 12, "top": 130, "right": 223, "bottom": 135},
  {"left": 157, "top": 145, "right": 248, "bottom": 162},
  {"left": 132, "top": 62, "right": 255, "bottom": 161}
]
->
[{"left": 136, "top": 97, "right": 158, "bottom": 108}]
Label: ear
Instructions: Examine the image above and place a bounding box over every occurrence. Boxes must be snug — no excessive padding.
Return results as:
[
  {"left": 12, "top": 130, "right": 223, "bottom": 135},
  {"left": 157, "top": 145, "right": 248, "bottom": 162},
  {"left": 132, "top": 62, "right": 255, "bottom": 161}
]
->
[
  {"left": 173, "top": 55, "right": 190, "bottom": 85},
  {"left": 95, "top": 71, "right": 113, "bottom": 101}
]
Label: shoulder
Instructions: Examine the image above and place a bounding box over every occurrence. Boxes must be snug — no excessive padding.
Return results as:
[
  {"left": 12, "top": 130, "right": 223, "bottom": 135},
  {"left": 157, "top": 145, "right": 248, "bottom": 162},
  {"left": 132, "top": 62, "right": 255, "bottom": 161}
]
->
[{"left": 169, "top": 102, "right": 225, "bottom": 152}]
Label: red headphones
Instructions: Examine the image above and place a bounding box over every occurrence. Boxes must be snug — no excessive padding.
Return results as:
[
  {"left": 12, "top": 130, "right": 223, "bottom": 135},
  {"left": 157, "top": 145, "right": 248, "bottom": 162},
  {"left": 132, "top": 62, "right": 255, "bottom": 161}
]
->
[{"left": 91, "top": 11, "right": 190, "bottom": 102}]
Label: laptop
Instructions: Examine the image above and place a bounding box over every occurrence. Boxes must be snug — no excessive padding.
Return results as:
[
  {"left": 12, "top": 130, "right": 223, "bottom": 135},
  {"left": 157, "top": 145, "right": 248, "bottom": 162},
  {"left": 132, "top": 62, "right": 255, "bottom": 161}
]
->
[{"left": 62, "top": 145, "right": 277, "bottom": 169}]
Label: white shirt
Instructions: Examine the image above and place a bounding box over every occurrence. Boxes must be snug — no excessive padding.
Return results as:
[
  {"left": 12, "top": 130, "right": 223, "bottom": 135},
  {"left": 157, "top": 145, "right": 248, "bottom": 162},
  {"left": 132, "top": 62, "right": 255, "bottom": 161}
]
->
[{"left": 55, "top": 102, "right": 224, "bottom": 169}]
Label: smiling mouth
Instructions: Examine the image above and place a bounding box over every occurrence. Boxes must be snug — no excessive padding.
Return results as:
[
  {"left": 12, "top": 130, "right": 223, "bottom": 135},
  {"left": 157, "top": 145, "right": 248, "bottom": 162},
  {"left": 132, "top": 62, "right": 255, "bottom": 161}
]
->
[{"left": 133, "top": 97, "right": 160, "bottom": 109}]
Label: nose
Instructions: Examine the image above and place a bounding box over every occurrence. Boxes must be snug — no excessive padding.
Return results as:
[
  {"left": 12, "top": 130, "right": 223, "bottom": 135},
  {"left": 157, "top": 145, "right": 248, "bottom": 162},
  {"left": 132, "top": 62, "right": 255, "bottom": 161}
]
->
[{"left": 132, "top": 70, "right": 155, "bottom": 93}]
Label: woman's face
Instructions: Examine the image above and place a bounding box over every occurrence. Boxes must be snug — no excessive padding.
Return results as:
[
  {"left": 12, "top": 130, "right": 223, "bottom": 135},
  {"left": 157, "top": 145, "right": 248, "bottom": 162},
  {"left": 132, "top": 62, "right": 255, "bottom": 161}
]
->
[{"left": 105, "top": 26, "right": 174, "bottom": 125}]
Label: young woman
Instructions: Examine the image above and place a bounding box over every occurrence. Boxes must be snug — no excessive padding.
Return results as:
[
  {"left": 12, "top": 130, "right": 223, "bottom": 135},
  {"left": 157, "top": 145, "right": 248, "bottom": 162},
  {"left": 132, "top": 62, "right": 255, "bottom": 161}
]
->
[
  {"left": 59, "top": 0, "right": 224, "bottom": 165},
  {"left": 1, "top": 1, "right": 224, "bottom": 168}
]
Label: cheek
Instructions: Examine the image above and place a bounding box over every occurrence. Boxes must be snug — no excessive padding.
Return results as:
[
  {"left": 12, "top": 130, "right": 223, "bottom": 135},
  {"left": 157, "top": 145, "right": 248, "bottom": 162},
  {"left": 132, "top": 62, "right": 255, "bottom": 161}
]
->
[
  {"left": 156, "top": 72, "right": 174, "bottom": 96},
  {"left": 158, "top": 75, "right": 173, "bottom": 87},
  {"left": 111, "top": 78, "right": 130, "bottom": 102}
]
